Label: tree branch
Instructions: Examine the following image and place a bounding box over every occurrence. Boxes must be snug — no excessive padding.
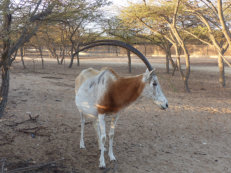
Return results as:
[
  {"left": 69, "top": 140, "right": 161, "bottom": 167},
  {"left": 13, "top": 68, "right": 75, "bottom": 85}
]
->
[
  {"left": 30, "top": 3, "right": 55, "bottom": 22},
  {"left": 182, "top": 28, "right": 212, "bottom": 46},
  {"left": 30, "top": 0, "right": 42, "bottom": 17},
  {"left": 217, "top": 0, "right": 231, "bottom": 47},
  {"left": 201, "top": 0, "right": 218, "bottom": 17},
  {"left": 173, "top": 0, "right": 180, "bottom": 27},
  {"left": 8, "top": 159, "right": 65, "bottom": 173}
]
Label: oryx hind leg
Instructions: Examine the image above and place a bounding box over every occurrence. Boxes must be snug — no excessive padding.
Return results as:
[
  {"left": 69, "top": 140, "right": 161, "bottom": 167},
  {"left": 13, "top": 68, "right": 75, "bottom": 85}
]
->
[
  {"left": 94, "top": 118, "right": 107, "bottom": 151},
  {"left": 79, "top": 111, "right": 86, "bottom": 149},
  {"left": 108, "top": 114, "right": 119, "bottom": 161},
  {"left": 98, "top": 114, "right": 106, "bottom": 168}
]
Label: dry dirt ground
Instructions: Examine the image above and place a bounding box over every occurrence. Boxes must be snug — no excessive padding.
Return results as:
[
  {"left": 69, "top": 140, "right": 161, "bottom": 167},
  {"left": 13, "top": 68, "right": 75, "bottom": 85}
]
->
[{"left": 0, "top": 56, "right": 231, "bottom": 173}]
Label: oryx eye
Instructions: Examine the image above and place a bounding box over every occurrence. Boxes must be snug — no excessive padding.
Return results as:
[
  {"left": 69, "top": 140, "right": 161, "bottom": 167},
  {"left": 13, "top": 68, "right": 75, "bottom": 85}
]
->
[{"left": 153, "top": 81, "right": 157, "bottom": 86}]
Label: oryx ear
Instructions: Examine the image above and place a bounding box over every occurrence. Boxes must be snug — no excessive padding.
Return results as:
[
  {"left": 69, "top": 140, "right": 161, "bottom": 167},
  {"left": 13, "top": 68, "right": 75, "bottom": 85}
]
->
[
  {"left": 145, "top": 67, "right": 156, "bottom": 73},
  {"left": 143, "top": 69, "right": 155, "bottom": 82}
]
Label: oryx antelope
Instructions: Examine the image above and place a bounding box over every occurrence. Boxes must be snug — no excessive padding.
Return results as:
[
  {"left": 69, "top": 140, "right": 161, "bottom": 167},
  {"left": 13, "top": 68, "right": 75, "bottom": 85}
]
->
[{"left": 75, "top": 67, "right": 168, "bottom": 168}]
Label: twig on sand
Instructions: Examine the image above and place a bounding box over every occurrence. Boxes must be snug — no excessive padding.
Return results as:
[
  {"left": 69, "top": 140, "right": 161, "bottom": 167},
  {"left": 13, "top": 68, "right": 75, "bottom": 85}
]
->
[
  {"left": 4, "top": 112, "right": 40, "bottom": 127},
  {"left": 7, "top": 158, "right": 65, "bottom": 173},
  {"left": 27, "top": 112, "right": 40, "bottom": 121}
]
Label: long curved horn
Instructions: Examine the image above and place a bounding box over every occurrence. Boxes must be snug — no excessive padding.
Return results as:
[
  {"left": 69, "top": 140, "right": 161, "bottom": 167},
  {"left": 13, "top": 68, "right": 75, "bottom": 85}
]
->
[{"left": 73, "top": 40, "right": 153, "bottom": 71}]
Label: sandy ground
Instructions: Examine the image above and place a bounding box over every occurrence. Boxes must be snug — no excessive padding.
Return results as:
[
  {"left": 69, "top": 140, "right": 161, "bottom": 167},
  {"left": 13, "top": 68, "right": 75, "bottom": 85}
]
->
[{"left": 0, "top": 56, "right": 231, "bottom": 173}]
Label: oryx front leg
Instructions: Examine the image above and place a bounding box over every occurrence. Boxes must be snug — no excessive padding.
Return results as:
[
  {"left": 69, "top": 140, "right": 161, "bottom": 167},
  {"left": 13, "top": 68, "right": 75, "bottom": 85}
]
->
[
  {"left": 98, "top": 114, "right": 106, "bottom": 168},
  {"left": 79, "top": 111, "right": 85, "bottom": 149},
  {"left": 108, "top": 114, "right": 119, "bottom": 161}
]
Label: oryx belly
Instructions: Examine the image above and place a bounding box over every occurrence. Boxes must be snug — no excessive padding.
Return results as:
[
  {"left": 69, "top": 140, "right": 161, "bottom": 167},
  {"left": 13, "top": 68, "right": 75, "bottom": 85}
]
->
[
  {"left": 75, "top": 69, "right": 117, "bottom": 117},
  {"left": 75, "top": 78, "right": 99, "bottom": 117}
]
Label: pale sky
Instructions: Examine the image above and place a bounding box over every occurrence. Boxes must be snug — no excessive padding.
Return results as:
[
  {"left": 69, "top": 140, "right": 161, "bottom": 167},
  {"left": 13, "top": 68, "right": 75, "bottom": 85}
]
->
[{"left": 104, "top": 0, "right": 143, "bottom": 17}]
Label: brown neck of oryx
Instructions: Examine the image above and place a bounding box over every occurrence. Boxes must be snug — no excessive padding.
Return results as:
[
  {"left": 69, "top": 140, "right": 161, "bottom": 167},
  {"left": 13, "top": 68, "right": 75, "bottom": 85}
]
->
[{"left": 97, "top": 75, "right": 145, "bottom": 114}]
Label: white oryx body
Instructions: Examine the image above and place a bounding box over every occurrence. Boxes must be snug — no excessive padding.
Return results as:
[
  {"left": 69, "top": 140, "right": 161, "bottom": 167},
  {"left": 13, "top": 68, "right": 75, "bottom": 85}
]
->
[{"left": 75, "top": 67, "right": 168, "bottom": 168}]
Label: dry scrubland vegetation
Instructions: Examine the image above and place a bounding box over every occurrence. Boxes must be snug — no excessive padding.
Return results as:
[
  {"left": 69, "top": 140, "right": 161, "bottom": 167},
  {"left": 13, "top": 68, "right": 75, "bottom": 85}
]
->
[
  {"left": 0, "top": 56, "right": 230, "bottom": 172},
  {"left": 1, "top": 0, "right": 231, "bottom": 172}
]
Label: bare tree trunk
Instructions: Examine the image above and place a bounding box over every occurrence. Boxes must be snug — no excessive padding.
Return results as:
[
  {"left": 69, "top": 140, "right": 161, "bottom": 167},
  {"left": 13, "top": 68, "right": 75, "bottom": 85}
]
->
[
  {"left": 176, "top": 57, "right": 182, "bottom": 77},
  {"left": 161, "top": 39, "right": 175, "bottom": 74},
  {"left": 172, "top": 44, "right": 190, "bottom": 91},
  {"left": 170, "top": 29, "right": 190, "bottom": 91},
  {"left": 170, "top": 35, "right": 190, "bottom": 91},
  {"left": 192, "top": 8, "right": 228, "bottom": 87},
  {"left": 144, "top": 43, "right": 147, "bottom": 56},
  {"left": 20, "top": 47, "right": 26, "bottom": 69},
  {"left": 48, "top": 47, "right": 61, "bottom": 65},
  {"left": 55, "top": 48, "right": 60, "bottom": 65},
  {"left": 164, "top": 45, "right": 173, "bottom": 74},
  {"left": 171, "top": 0, "right": 190, "bottom": 92},
  {"left": 69, "top": 44, "right": 75, "bottom": 68},
  {"left": 76, "top": 45, "right": 80, "bottom": 66},
  {"left": 127, "top": 50, "right": 131, "bottom": 73},
  {"left": 76, "top": 53, "right": 80, "bottom": 66},
  {"left": 172, "top": 45, "right": 182, "bottom": 76},
  {"left": 0, "top": 1, "right": 11, "bottom": 117},
  {"left": 115, "top": 47, "right": 119, "bottom": 56},
  {"left": 0, "top": 65, "right": 10, "bottom": 117},
  {"left": 182, "top": 46, "right": 190, "bottom": 92},
  {"left": 166, "top": 53, "right": 170, "bottom": 74},
  {"left": 60, "top": 47, "right": 65, "bottom": 65},
  {"left": 169, "top": 54, "right": 176, "bottom": 71},
  {"left": 217, "top": 0, "right": 231, "bottom": 47},
  {"left": 38, "top": 47, "right": 44, "bottom": 69},
  {"left": 165, "top": 50, "right": 176, "bottom": 74},
  {"left": 218, "top": 54, "right": 225, "bottom": 87}
]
